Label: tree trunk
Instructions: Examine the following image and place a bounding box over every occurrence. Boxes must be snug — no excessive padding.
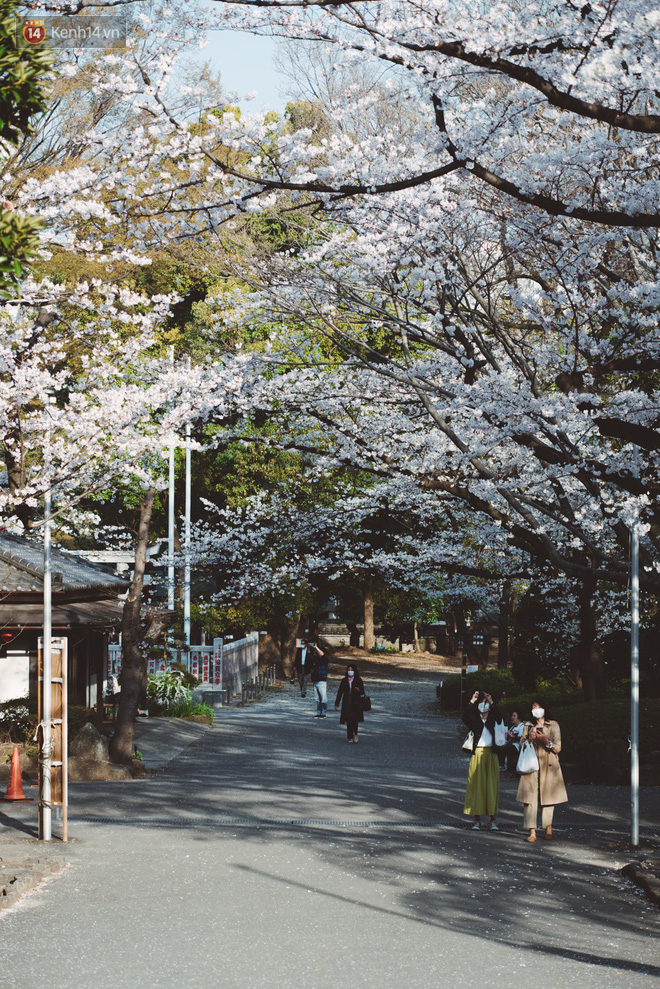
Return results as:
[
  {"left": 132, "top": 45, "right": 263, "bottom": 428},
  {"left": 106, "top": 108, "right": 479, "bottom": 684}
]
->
[
  {"left": 278, "top": 616, "right": 300, "bottom": 677},
  {"left": 109, "top": 488, "right": 155, "bottom": 765},
  {"left": 413, "top": 619, "right": 420, "bottom": 653},
  {"left": 498, "top": 578, "right": 511, "bottom": 668},
  {"left": 573, "top": 577, "right": 605, "bottom": 700},
  {"left": 363, "top": 585, "right": 375, "bottom": 651}
]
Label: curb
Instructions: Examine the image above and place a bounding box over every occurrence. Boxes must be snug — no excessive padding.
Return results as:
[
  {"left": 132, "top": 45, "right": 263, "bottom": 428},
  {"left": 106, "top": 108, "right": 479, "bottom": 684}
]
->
[
  {"left": 621, "top": 860, "right": 660, "bottom": 907},
  {"left": 0, "top": 854, "right": 67, "bottom": 912}
]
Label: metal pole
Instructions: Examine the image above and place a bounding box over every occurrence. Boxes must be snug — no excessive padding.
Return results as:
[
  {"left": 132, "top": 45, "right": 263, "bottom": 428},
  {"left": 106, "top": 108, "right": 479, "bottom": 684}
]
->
[
  {"left": 40, "top": 405, "right": 53, "bottom": 842},
  {"left": 184, "top": 365, "right": 191, "bottom": 646},
  {"left": 630, "top": 444, "right": 640, "bottom": 848},
  {"left": 167, "top": 347, "right": 175, "bottom": 614}
]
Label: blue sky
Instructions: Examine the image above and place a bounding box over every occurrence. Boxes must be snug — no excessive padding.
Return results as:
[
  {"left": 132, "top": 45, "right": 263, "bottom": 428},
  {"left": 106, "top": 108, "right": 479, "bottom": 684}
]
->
[{"left": 202, "top": 30, "right": 288, "bottom": 112}]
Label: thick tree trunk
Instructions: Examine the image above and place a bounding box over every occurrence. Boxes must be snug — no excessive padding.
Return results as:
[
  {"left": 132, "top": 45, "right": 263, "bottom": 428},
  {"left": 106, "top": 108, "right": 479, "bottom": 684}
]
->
[
  {"left": 498, "top": 578, "right": 511, "bottom": 668},
  {"left": 573, "top": 578, "right": 605, "bottom": 700},
  {"left": 278, "top": 616, "right": 300, "bottom": 676},
  {"left": 109, "top": 488, "right": 155, "bottom": 765},
  {"left": 363, "top": 585, "right": 375, "bottom": 651}
]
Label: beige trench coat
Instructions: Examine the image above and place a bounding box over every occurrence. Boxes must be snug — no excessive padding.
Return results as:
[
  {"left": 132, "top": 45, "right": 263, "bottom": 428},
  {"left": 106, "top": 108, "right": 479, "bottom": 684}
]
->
[{"left": 516, "top": 720, "right": 568, "bottom": 806}]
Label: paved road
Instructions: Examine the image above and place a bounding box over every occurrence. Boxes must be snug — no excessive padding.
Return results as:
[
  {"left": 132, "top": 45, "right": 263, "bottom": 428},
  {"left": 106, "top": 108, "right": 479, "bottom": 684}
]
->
[{"left": 1, "top": 677, "right": 658, "bottom": 989}]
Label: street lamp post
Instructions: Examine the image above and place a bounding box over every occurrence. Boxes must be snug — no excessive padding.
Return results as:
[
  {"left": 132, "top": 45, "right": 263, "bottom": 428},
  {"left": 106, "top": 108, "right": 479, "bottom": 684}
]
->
[{"left": 630, "top": 445, "right": 640, "bottom": 848}]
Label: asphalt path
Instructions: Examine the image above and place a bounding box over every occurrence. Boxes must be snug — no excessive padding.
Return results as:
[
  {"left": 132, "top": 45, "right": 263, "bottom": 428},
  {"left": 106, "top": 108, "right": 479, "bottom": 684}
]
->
[{"left": 0, "top": 676, "right": 658, "bottom": 989}]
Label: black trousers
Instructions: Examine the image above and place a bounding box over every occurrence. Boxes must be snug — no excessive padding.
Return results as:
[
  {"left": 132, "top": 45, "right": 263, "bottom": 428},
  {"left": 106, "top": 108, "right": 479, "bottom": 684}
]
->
[
  {"left": 297, "top": 669, "right": 307, "bottom": 695},
  {"left": 346, "top": 717, "right": 359, "bottom": 738}
]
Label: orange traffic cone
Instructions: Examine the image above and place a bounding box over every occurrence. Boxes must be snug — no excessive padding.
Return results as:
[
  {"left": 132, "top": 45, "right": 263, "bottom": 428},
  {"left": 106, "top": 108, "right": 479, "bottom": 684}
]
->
[{"left": 2, "top": 746, "right": 33, "bottom": 801}]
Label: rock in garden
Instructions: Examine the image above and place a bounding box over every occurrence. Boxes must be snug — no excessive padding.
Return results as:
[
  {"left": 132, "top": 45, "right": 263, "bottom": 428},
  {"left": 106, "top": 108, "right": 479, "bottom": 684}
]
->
[{"left": 69, "top": 722, "right": 109, "bottom": 762}]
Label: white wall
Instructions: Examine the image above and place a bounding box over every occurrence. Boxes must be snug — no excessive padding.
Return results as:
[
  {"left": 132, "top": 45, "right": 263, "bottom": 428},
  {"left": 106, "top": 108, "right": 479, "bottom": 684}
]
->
[{"left": 0, "top": 650, "right": 29, "bottom": 702}]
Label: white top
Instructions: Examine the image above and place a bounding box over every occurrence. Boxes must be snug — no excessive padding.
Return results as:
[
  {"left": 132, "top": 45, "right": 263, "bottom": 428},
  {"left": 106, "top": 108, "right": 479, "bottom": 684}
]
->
[{"left": 476, "top": 725, "right": 493, "bottom": 747}]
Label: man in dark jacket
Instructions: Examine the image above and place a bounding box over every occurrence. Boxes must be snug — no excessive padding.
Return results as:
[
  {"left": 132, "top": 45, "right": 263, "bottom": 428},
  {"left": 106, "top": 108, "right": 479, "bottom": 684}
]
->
[
  {"left": 310, "top": 644, "right": 328, "bottom": 717},
  {"left": 292, "top": 638, "right": 313, "bottom": 697}
]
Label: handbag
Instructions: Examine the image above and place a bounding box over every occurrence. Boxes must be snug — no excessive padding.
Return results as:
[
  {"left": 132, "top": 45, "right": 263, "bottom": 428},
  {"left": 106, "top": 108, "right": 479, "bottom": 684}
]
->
[
  {"left": 494, "top": 719, "right": 507, "bottom": 747},
  {"left": 360, "top": 694, "right": 372, "bottom": 712},
  {"left": 516, "top": 740, "right": 540, "bottom": 774},
  {"left": 462, "top": 731, "right": 474, "bottom": 752}
]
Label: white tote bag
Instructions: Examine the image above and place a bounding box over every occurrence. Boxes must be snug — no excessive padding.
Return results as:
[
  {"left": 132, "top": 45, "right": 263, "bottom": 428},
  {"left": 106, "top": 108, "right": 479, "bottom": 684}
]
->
[
  {"left": 462, "top": 731, "right": 474, "bottom": 752},
  {"left": 516, "top": 740, "right": 540, "bottom": 774},
  {"left": 494, "top": 720, "right": 507, "bottom": 747}
]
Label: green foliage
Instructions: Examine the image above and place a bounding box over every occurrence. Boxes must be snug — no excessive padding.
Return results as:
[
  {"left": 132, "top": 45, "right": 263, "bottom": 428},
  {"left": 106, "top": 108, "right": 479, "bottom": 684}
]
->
[
  {"left": 161, "top": 699, "right": 214, "bottom": 724},
  {"left": 147, "top": 668, "right": 189, "bottom": 709},
  {"left": 437, "top": 668, "right": 518, "bottom": 709},
  {"left": 0, "top": 208, "right": 44, "bottom": 296},
  {"left": 170, "top": 661, "right": 200, "bottom": 690},
  {"left": 0, "top": 0, "right": 53, "bottom": 295},
  {"left": 554, "top": 698, "right": 658, "bottom": 767},
  {"left": 0, "top": 0, "right": 54, "bottom": 145}
]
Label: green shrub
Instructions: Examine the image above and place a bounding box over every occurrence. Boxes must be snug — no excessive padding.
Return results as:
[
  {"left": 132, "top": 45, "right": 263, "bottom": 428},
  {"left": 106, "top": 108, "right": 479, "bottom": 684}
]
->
[
  {"left": 147, "top": 668, "right": 189, "bottom": 709},
  {"left": 553, "top": 698, "right": 658, "bottom": 765},
  {"left": 437, "top": 668, "right": 517, "bottom": 710},
  {"left": 170, "top": 661, "right": 201, "bottom": 690},
  {"left": 158, "top": 699, "right": 214, "bottom": 724}
]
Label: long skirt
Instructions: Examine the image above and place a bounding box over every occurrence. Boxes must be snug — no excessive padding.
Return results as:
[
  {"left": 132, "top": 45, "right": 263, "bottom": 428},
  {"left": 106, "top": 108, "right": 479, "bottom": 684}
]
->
[{"left": 464, "top": 747, "right": 500, "bottom": 816}]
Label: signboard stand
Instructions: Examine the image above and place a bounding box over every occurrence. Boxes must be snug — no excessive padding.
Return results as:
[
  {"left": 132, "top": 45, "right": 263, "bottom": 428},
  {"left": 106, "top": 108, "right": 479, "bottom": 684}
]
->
[{"left": 38, "top": 636, "right": 68, "bottom": 841}]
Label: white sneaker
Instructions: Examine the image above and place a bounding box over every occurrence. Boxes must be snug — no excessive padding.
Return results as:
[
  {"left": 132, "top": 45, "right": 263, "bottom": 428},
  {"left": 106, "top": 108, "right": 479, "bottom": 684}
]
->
[
  {"left": 490, "top": 822, "right": 499, "bottom": 831},
  {"left": 471, "top": 823, "right": 481, "bottom": 830}
]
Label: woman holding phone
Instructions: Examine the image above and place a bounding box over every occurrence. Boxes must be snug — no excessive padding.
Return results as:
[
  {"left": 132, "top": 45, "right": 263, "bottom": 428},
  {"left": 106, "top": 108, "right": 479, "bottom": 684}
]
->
[{"left": 516, "top": 698, "right": 568, "bottom": 842}]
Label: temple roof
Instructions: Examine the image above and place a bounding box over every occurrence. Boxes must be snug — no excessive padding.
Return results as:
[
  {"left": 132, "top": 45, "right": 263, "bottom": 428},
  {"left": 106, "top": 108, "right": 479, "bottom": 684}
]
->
[{"left": 0, "top": 531, "right": 128, "bottom": 596}]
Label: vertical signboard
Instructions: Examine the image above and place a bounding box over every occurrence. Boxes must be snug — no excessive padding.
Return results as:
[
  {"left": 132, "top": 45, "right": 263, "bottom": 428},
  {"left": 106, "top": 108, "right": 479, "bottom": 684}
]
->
[{"left": 213, "top": 637, "right": 223, "bottom": 688}]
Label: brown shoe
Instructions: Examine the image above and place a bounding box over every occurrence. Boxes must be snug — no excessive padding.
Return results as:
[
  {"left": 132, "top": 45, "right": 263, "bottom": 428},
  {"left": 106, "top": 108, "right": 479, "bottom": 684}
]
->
[
  {"left": 526, "top": 831, "right": 537, "bottom": 843},
  {"left": 544, "top": 826, "right": 554, "bottom": 841}
]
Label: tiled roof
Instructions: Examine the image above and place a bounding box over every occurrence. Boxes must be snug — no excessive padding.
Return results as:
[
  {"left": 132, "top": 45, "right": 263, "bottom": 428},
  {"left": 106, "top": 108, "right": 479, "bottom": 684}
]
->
[
  {"left": 0, "top": 599, "right": 125, "bottom": 627},
  {"left": 0, "top": 532, "right": 128, "bottom": 595}
]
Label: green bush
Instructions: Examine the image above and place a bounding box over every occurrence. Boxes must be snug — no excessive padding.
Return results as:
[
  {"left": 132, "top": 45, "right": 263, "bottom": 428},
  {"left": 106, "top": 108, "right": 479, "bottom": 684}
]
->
[
  {"left": 157, "top": 699, "right": 214, "bottom": 724},
  {"left": 170, "top": 661, "right": 201, "bottom": 690},
  {"left": 553, "top": 698, "right": 658, "bottom": 765},
  {"left": 147, "top": 668, "right": 189, "bottom": 709},
  {"left": 437, "top": 669, "right": 517, "bottom": 710}
]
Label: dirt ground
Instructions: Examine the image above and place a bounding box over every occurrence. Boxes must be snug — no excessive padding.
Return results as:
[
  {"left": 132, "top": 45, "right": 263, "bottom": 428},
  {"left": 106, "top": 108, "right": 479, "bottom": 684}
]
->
[{"left": 324, "top": 644, "right": 462, "bottom": 682}]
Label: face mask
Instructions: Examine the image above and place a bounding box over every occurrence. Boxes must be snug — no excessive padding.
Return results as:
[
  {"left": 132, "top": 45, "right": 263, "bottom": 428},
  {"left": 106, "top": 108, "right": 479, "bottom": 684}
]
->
[
  {"left": 532, "top": 707, "right": 544, "bottom": 719},
  {"left": 478, "top": 702, "right": 490, "bottom": 713},
  {"left": 347, "top": 671, "right": 354, "bottom": 678}
]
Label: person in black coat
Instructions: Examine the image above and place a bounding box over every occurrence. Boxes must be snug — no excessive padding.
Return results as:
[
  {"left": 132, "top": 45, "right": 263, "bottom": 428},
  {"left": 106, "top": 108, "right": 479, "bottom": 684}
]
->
[
  {"left": 335, "top": 663, "right": 366, "bottom": 742},
  {"left": 292, "top": 638, "right": 314, "bottom": 697}
]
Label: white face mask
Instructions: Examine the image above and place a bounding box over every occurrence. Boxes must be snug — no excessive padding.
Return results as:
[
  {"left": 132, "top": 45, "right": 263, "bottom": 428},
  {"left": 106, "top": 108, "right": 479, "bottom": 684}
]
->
[
  {"left": 347, "top": 671, "right": 354, "bottom": 679},
  {"left": 478, "top": 702, "right": 490, "bottom": 713},
  {"left": 532, "top": 707, "right": 545, "bottom": 719}
]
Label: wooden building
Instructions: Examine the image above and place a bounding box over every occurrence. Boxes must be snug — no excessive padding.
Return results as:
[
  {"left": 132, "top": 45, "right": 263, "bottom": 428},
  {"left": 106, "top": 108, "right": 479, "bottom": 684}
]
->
[{"left": 0, "top": 532, "right": 127, "bottom": 709}]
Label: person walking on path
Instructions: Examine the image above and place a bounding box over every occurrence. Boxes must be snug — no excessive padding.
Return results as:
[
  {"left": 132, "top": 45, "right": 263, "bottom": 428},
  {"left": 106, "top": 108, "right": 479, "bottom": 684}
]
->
[
  {"left": 335, "top": 663, "right": 365, "bottom": 742},
  {"left": 292, "top": 637, "right": 312, "bottom": 697},
  {"left": 310, "top": 643, "right": 328, "bottom": 718},
  {"left": 517, "top": 698, "right": 568, "bottom": 842},
  {"left": 463, "top": 690, "right": 501, "bottom": 830}
]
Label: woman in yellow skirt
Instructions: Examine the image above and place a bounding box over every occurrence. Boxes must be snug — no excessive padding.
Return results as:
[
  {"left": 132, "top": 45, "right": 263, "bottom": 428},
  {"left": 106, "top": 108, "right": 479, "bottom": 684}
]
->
[{"left": 463, "top": 690, "right": 501, "bottom": 830}]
